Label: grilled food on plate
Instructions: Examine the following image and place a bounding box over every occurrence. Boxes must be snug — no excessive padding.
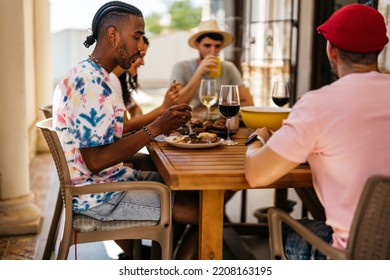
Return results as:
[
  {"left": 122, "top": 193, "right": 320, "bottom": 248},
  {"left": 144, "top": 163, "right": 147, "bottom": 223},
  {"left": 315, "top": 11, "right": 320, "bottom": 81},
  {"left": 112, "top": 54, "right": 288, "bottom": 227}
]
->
[{"left": 173, "top": 132, "right": 220, "bottom": 144}]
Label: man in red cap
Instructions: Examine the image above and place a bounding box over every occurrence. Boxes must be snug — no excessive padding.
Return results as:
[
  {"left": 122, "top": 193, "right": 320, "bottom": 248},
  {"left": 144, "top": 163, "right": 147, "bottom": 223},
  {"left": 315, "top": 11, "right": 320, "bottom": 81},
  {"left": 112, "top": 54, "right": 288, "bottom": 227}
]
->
[{"left": 245, "top": 4, "right": 390, "bottom": 259}]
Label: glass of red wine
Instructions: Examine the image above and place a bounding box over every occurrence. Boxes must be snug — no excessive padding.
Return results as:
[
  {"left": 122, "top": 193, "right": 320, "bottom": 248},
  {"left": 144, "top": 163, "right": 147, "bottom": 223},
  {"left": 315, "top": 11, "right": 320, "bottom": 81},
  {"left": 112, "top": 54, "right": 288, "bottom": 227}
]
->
[
  {"left": 272, "top": 81, "right": 290, "bottom": 107},
  {"left": 218, "top": 85, "right": 240, "bottom": 145}
]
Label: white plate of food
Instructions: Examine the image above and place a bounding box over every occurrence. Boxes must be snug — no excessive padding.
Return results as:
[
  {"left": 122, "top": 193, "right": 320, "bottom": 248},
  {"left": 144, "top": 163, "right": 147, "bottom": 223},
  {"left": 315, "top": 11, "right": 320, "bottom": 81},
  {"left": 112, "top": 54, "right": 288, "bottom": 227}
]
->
[{"left": 164, "top": 133, "right": 223, "bottom": 149}]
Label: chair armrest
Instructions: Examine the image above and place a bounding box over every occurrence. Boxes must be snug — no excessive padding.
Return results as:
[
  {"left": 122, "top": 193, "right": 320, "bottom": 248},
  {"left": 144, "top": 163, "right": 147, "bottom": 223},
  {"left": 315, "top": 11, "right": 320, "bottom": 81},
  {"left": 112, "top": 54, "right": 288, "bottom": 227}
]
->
[
  {"left": 268, "top": 207, "right": 347, "bottom": 260},
  {"left": 65, "top": 181, "right": 172, "bottom": 227},
  {"left": 68, "top": 181, "right": 170, "bottom": 198}
]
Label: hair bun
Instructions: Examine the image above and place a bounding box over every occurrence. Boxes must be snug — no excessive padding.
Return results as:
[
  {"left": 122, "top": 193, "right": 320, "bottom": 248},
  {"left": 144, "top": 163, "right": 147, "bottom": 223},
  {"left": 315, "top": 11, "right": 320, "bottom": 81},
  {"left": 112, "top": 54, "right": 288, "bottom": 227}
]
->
[{"left": 83, "top": 35, "right": 96, "bottom": 48}]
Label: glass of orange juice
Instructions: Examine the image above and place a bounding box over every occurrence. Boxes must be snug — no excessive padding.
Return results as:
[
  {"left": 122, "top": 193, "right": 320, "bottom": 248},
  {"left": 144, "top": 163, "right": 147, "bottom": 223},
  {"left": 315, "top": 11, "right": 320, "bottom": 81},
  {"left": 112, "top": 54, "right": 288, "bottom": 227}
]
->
[{"left": 209, "top": 56, "right": 221, "bottom": 78}]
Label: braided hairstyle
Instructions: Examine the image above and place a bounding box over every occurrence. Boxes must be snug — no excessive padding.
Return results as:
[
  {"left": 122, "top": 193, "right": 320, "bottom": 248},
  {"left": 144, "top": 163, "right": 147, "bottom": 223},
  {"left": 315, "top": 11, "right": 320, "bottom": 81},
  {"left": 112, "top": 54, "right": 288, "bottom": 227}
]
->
[
  {"left": 119, "top": 36, "right": 149, "bottom": 108},
  {"left": 84, "top": 1, "right": 143, "bottom": 48}
]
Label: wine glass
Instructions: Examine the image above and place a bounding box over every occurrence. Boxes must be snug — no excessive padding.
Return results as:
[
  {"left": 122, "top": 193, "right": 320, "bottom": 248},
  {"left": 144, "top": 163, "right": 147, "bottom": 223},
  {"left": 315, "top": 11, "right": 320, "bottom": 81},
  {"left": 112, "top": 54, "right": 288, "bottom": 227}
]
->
[
  {"left": 272, "top": 81, "right": 290, "bottom": 107},
  {"left": 199, "top": 78, "right": 218, "bottom": 120},
  {"left": 218, "top": 85, "right": 240, "bottom": 145}
]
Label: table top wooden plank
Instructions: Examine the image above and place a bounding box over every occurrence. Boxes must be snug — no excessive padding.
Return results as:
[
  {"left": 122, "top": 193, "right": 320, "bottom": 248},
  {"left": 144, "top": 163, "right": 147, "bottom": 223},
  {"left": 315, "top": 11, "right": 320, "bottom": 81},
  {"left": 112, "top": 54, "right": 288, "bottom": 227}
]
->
[
  {"left": 169, "top": 157, "right": 245, "bottom": 162},
  {"left": 147, "top": 129, "right": 313, "bottom": 191}
]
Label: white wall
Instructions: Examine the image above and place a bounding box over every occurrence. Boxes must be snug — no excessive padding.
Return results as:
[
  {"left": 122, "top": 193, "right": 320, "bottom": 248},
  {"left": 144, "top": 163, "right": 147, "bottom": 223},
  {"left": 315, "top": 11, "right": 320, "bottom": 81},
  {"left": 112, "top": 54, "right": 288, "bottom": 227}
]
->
[
  {"left": 138, "top": 30, "right": 199, "bottom": 88},
  {"left": 51, "top": 29, "right": 199, "bottom": 89},
  {"left": 52, "top": 29, "right": 90, "bottom": 87}
]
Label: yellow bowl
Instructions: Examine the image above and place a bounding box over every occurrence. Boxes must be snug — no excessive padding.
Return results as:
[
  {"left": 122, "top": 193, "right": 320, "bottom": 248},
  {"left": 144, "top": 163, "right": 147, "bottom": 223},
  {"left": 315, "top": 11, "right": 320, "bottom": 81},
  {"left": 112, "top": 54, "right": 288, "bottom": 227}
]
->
[{"left": 240, "top": 106, "right": 291, "bottom": 130}]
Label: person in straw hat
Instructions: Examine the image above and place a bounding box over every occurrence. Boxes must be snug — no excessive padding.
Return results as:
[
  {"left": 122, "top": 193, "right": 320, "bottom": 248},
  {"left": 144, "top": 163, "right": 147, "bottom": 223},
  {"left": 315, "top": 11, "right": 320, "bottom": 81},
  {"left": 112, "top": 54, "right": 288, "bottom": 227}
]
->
[
  {"left": 245, "top": 4, "right": 390, "bottom": 259},
  {"left": 170, "top": 20, "right": 254, "bottom": 109}
]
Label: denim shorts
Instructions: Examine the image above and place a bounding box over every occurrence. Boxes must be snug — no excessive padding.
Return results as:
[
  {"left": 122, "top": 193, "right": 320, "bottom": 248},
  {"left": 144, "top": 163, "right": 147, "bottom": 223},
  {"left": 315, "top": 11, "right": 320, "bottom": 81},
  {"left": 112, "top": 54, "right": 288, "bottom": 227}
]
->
[
  {"left": 77, "top": 171, "right": 174, "bottom": 221},
  {"left": 282, "top": 218, "right": 333, "bottom": 260}
]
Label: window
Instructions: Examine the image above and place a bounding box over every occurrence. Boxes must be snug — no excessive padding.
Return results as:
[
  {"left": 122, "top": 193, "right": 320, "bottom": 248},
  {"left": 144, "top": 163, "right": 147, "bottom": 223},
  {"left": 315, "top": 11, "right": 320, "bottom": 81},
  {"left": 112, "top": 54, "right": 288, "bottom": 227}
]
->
[{"left": 245, "top": 0, "right": 299, "bottom": 106}]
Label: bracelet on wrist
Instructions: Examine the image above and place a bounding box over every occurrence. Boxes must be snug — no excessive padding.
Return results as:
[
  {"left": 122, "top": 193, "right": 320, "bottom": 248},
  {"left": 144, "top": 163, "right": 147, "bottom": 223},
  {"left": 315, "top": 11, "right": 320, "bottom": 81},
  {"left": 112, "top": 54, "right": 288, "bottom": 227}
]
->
[{"left": 142, "top": 126, "right": 154, "bottom": 141}]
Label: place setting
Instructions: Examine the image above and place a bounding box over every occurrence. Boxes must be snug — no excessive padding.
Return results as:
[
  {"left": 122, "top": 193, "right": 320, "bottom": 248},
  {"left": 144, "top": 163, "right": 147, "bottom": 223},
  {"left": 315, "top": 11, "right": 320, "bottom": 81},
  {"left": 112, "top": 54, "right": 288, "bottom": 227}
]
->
[
  {"left": 164, "top": 81, "right": 241, "bottom": 148},
  {"left": 164, "top": 133, "right": 224, "bottom": 149}
]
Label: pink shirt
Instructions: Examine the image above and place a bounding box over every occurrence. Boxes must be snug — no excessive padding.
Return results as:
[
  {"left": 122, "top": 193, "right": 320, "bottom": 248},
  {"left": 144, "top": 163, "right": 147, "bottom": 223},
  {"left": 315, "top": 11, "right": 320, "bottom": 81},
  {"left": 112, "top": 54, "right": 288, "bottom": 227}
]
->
[{"left": 267, "top": 71, "right": 390, "bottom": 249}]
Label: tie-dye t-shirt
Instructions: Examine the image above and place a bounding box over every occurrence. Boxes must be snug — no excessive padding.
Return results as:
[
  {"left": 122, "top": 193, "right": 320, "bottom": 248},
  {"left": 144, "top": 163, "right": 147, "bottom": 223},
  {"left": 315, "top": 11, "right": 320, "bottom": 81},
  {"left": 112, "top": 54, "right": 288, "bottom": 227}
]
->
[{"left": 52, "top": 59, "right": 138, "bottom": 211}]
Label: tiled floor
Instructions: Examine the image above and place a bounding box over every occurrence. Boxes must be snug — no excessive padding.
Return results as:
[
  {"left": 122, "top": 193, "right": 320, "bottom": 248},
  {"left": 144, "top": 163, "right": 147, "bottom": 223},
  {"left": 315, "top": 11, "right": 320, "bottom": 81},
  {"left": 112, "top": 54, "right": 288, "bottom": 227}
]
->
[
  {"left": 0, "top": 151, "right": 302, "bottom": 260},
  {"left": 0, "top": 153, "right": 54, "bottom": 260}
]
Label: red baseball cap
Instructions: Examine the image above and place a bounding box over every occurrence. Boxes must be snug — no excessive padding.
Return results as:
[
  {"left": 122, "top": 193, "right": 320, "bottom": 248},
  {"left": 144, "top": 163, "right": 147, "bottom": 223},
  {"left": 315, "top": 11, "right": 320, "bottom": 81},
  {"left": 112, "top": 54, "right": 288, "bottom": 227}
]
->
[{"left": 317, "top": 4, "right": 389, "bottom": 53}]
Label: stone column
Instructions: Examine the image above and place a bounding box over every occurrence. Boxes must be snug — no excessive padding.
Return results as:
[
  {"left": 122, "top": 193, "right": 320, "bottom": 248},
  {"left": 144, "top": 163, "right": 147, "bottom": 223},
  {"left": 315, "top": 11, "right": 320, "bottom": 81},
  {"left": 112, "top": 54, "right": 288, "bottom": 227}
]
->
[
  {"left": 35, "top": 0, "right": 53, "bottom": 152},
  {"left": 0, "top": 0, "right": 42, "bottom": 235}
]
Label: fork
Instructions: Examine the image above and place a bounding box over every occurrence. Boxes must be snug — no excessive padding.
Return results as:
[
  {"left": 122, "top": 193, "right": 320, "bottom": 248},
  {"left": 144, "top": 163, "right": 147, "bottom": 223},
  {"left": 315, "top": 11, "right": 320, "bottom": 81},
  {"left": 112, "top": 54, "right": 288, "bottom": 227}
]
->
[{"left": 187, "top": 120, "right": 197, "bottom": 140}]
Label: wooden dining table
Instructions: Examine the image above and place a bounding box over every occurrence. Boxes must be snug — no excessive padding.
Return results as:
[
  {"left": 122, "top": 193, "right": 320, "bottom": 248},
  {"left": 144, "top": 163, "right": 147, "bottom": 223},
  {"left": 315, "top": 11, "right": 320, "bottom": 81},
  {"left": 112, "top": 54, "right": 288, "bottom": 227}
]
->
[{"left": 147, "top": 127, "right": 313, "bottom": 260}]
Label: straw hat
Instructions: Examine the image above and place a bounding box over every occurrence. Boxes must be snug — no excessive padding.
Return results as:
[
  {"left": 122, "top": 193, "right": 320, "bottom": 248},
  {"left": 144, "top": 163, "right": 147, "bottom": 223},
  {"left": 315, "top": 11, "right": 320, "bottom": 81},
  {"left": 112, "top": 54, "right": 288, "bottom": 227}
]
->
[{"left": 188, "top": 20, "right": 234, "bottom": 49}]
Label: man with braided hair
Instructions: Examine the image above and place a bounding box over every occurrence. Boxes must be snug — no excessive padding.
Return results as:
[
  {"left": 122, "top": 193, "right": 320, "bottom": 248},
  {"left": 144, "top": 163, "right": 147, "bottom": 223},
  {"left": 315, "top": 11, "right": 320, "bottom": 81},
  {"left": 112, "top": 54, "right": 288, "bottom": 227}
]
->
[{"left": 52, "top": 1, "right": 198, "bottom": 259}]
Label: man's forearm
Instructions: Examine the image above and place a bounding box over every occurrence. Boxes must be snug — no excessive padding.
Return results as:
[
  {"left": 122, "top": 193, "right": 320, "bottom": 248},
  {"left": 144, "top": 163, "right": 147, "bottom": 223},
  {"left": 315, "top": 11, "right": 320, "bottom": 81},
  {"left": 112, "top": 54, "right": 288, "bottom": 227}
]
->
[
  {"left": 79, "top": 130, "right": 152, "bottom": 173},
  {"left": 177, "top": 72, "right": 203, "bottom": 104}
]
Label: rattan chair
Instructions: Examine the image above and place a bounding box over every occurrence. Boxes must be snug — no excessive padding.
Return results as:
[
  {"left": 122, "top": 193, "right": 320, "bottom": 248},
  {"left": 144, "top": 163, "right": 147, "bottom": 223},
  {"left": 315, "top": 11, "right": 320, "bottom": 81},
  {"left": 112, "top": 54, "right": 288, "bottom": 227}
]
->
[
  {"left": 39, "top": 104, "right": 53, "bottom": 118},
  {"left": 36, "top": 118, "right": 173, "bottom": 260},
  {"left": 35, "top": 105, "right": 63, "bottom": 260},
  {"left": 268, "top": 175, "right": 390, "bottom": 260}
]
